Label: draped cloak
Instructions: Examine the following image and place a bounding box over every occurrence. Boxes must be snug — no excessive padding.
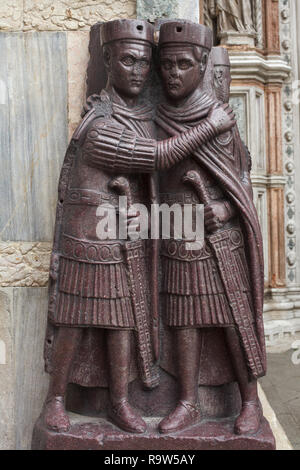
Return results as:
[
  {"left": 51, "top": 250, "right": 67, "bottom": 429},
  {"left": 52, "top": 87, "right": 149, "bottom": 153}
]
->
[{"left": 155, "top": 90, "right": 266, "bottom": 383}]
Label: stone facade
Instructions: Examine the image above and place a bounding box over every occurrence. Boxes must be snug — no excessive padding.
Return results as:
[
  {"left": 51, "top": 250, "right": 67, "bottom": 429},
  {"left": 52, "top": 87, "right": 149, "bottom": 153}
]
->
[{"left": 0, "top": 0, "right": 298, "bottom": 449}]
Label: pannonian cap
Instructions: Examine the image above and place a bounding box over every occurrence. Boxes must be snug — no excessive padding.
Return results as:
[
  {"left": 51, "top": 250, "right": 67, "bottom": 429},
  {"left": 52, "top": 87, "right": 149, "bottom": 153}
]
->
[
  {"left": 100, "top": 19, "right": 155, "bottom": 46},
  {"left": 159, "top": 20, "right": 212, "bottom": 50},
  {"left": 211, "top": 46, "right": 230, "bottom": 66}
]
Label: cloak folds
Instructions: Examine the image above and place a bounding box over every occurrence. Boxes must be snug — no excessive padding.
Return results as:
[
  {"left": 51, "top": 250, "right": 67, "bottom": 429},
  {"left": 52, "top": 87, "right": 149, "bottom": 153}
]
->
[{"left": 156, "top": 91, "right": 266, "bottom": 381}]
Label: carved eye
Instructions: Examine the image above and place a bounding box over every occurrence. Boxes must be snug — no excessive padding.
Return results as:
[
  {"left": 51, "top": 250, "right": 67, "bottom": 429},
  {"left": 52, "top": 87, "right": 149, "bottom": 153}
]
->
[
  {"left": 121, "top": 56, "right": 135, "bottom": 66},
  {"left": 139, "top": 59, "right": 150, "bottom": 68},
  {"left": 178, "top": 60, "right": 192, "bottom": 70},
  {"left": 162, "top": 60, "right": 172, "bottom": 70}
]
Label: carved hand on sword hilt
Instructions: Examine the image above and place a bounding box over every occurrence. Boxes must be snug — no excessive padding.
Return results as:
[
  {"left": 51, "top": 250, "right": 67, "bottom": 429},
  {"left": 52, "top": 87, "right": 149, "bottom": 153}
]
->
[{"left": 183, "top": 170, "right": 233, "bottom": 233}]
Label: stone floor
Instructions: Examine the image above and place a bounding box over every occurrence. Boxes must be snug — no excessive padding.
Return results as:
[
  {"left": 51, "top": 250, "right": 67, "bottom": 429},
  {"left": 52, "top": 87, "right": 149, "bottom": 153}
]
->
[{"left": 260, "top": 351, "right": 300, "bottom": 450}]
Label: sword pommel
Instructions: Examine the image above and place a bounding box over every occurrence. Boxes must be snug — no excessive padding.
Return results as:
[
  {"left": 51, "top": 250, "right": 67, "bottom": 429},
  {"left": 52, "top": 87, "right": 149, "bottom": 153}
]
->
[
  {"left": 182, "top": 170, "right": 211, "bottom": 206},
  {"left": 109, "top": 176, "right": 133, "bottom": 207}
]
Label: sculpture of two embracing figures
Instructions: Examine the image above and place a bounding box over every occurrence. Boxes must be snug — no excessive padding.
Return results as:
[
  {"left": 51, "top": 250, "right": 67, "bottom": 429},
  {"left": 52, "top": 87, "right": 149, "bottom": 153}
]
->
[{"left": 32, "top": 18, "right": 275, "bottom": 450}]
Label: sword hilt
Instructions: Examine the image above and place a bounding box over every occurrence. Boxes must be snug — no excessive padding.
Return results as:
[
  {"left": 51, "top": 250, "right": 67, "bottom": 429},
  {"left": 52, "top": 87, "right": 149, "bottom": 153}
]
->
[
  {"left": 182, "top": 170, "right": 211, "bottom": 206},
  {"left": 109, "top": 176, "right": 133, "bottom": 208}
]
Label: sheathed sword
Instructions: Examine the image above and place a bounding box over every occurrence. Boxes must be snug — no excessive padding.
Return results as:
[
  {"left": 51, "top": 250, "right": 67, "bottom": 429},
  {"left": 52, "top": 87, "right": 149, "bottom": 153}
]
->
[
  {"left": 182, "top": 170, "right": 265, "bottom": 379},
  {"left": 109, "top": 176, "right": 159, "bottom": 390}
]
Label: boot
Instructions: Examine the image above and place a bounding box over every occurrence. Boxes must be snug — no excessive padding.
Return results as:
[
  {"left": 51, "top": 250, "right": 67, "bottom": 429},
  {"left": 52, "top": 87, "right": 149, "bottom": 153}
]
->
[
  {"left": 159, "top": 400, "right": 201, "bottom": 434},
  {"left": 158, "top": 329, "right": 202, "bottom": 434},
  {"left": 42, "top": 327, "right": 82, "bottom": 433},
  {"left": 234, "top": 400, "right": 263, "bottom": 435},
  {"left": 44, "top": 396, "right": 70, "bottom": 433},
  {"left": 106, "top": 329, "right": 147, "bottom": 434},
  {"left": 108, "top": 398, "right": 147, "bottom": 434},
  {"left": 225, "top": 327, "right": 263, "bottom": 435}
]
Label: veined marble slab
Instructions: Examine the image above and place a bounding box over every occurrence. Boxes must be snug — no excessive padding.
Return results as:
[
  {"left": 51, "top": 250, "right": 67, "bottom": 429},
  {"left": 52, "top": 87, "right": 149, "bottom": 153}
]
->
[
  {"left": 0, "top": 289, "right": 14, "bottom": 450},
  {"left": 0, "top": 32, "right": 68, "bottom": 242},
  {"left": 13, "top": 287, "right": 49, "bottom": 450}
]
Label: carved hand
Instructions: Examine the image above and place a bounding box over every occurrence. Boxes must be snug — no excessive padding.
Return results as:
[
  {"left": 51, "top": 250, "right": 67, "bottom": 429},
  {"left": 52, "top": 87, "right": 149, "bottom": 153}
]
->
[
  {"left": 204, "top": 201, "right": 235, "bottom": 233},
  {"left": 49, "top": 253, "right": 60, "bottom": 281},
  {"left": 208, "top": 103, "right": 236, "bottom": 135}
]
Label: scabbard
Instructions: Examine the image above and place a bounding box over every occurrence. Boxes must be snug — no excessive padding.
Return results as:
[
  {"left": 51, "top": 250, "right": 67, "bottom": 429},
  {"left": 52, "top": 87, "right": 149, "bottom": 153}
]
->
[
  {"left": 124, "top": 239, "right": 159, "bottom": 390},
  {"left": 149, "top": 174, "right": 160, "bottom": 362},
  {"left": 207, "top": 230, "right": 265, "bottom": 379}
]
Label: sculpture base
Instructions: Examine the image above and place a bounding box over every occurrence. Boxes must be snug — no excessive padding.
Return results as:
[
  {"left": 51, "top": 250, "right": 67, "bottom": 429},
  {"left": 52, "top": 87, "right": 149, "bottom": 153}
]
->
[
  {"left": 32, "top": 412, "right": 276, "bottom": 451},
  {"left": 219, "top": 32, "right": 256, "bottom": 47}
]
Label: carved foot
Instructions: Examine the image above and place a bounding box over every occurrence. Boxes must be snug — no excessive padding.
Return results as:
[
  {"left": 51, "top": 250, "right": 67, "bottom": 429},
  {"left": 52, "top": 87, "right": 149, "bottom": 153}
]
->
[
  {"left": 108, "top": 399, "right": 147, "bottom": 434},
  {"left": 158, "top": 400, "right": 201, "bottom": 434},
  {"left": 43, "top": 396, "right": 70, "bottom": 433},
  {"left": 234, "top": 400, "right": 263, "bottom": 436}
]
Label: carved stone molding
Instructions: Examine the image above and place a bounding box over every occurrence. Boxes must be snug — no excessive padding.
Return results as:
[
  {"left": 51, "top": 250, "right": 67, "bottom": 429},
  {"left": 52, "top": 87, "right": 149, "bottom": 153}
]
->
[
  {"left": 279, "top": 0, "right": 298, "bottom": 286},
  {"left": 229, "top": 51, "right": 291, "bottom": 84}
]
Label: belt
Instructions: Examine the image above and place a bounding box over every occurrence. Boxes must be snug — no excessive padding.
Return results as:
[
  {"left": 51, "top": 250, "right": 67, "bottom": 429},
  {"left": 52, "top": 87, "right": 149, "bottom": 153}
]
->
[
  {"left": 60, "top": 234, "right": 125, "bottom": 264},
  {"left": 65, "top": 189, "right": 119, "bottom": 207}
]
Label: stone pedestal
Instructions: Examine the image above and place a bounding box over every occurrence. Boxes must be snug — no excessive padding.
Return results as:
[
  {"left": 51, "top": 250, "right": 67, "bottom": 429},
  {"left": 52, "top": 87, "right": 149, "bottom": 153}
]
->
[
  {"left": 32, "top": 412, "right": 276, "bottom": 451},
  {"left": 219, "top": 32, "right": 256, "bottom": 47}
]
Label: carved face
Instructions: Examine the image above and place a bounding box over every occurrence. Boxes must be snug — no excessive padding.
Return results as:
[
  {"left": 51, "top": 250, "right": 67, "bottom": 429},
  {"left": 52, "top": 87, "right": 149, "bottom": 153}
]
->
[
  {"left": 105, "top": 40, "right": 152, "bottom": 99},
  {"left": 159, "top": 45, "right": 207, "bottom": 102},
  {"left": 213, "top": 65, "right": 231, "bottom": 103}
]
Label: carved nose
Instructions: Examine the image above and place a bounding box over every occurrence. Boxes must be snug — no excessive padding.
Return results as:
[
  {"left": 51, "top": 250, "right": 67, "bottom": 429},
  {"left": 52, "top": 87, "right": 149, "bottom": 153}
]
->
[{"left": 170, "top": 68, "right": 179, "bottom": 77}]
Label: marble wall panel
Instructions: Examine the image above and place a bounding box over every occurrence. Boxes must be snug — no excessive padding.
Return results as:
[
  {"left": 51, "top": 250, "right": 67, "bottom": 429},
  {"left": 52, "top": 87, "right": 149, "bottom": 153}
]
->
[
  {"left": 0, "top": 32, "right": 68, "bottom": 242},
  {"left": 230, "top": 86, "right": 266, "bottom": 174},
  {"left": 13, "top": 287, "right": 49, "bottom": 450},
  {"left": 0, "top": 289, "right": 14, "bottom": 450},
  {"left": 67, "top": 31, "right": 90, "bottom": 138}
]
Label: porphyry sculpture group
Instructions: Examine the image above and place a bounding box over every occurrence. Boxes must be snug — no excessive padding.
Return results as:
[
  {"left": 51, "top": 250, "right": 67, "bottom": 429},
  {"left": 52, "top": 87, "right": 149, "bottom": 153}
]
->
[{"left": 32, "top": 18, "right": 275, "bottom": 450}]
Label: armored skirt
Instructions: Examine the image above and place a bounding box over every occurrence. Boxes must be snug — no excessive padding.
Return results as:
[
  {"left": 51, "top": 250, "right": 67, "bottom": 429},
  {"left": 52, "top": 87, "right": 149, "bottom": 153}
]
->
[
  {"left": 49, "top": 236, "right": 143, "bottom": 329},
  {"left": 161, "top": 226, "right": 254, "bottom": 328}
]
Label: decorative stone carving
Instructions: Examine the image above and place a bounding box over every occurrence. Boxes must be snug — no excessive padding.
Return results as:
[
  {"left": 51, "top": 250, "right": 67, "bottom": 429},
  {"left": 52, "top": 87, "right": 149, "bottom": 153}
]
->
[
  {"left": 280, "top": 0, "right": 297, "bottom": 285},
  {"left": 0, "top": 0, "right": 23, "bottom": 31},
  {"left": 207, "top": 0, "right": 256, "bottom": 46},
  {"left": 0, "top": 242, "right": 51, "bottom": 287},
  {"left": 137, "top": 0, "right": 200, "bottom": 24},
  {"left": 23, "top": 0, "right": 136, "bottom": 31}
]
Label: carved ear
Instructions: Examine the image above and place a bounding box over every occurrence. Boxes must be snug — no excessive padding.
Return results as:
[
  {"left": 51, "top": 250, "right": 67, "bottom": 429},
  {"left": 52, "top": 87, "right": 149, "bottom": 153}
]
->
[
  {"left": 199, "top": 52, "right": 208, "bottom": 74},
  {"left": 103, "top": 47, "right": 111, "bottom": 71}
]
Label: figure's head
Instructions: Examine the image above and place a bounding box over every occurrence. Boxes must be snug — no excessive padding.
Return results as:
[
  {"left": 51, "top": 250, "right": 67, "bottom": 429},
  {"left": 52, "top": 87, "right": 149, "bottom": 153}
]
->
[
  {"left": 100, "top": 19, "right": 154, "bottom": 99},
  {"left": 158, "top": 21, "right": 212, "bottom": 102},
  {"left": 211, "top": 47, "right": 231, "bottom": 103}
]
